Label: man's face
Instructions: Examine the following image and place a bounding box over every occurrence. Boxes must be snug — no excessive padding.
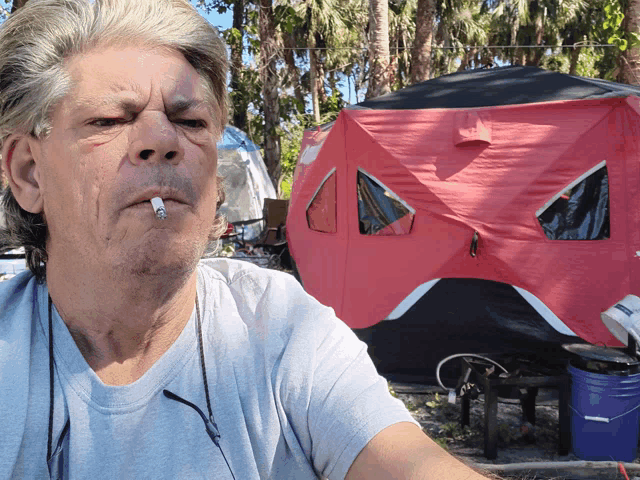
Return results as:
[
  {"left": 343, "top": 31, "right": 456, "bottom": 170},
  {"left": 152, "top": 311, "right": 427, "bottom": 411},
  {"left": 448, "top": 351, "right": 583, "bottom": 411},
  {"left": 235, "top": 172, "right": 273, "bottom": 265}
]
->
[{"left": 36, "top": 46, "right": 220, "bottom": 277}]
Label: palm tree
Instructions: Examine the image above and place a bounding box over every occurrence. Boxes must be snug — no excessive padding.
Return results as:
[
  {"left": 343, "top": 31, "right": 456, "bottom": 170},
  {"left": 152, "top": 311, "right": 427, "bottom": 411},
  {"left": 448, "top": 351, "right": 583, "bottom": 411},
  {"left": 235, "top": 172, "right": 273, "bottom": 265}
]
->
[
  {"left": 432, "top": 0, "right": 490, "bottom": 75},
  {"left": 486, "top": 0, "right": 587, "bottom": 68},
  {"left": 291, "top": 0, "right": 346, "bottom": 123},
  {"left": 367, "top": 0, "right": 391, "bottom": 98},
  {"left": 557, "top": 0, "right": 594, "bottom": 74},
  {"left": 484, "top": 0, "right": 530, "bottom": 65},
  {"left": 229, "top": 0, "right": 250, "bottom": 131},
  {"left": 411, "top": 0, "right": 436, "bottom": 83},
  {"left": 259, "top": 0, "right": 281, "bottom": 186},
  {"left": 281, "top": 30, "right": 306, "bottom": 111},
  {"left": 388, "top": 0, "right": 417, "bottom": 88},
  {"left": 619, "top": 0, "right": 640, "bottom": 84}
]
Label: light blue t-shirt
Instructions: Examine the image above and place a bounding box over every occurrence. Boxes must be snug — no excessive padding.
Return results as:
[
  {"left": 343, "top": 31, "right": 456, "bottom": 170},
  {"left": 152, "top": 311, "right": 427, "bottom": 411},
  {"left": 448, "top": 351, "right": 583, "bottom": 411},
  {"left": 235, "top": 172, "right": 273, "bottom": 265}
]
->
[{"left": 0, "top": 258, "right": 415, "bottom": 479}]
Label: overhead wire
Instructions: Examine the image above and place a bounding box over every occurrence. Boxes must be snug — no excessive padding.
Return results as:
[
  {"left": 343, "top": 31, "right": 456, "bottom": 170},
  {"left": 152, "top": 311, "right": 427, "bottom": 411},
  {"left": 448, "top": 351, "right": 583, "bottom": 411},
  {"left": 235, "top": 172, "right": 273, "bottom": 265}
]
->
[{"left": 277, "top": 43, "right": 617, "bottom": 51}]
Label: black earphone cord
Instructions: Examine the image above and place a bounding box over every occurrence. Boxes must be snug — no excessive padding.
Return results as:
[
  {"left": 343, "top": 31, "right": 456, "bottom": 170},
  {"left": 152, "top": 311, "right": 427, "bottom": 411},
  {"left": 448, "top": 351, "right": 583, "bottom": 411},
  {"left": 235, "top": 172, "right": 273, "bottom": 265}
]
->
[{"left": 47, "top": 292, "right": 236, "bottom": 480}]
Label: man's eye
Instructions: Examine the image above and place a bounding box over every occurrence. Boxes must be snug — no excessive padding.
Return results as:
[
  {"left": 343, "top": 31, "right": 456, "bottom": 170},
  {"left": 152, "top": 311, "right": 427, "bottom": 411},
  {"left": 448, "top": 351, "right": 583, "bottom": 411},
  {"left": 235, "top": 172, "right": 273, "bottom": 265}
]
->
[
  {"left": 89, "top": 118, "right": 123, "bottom": 127},
  {"left": 177, "top": 119, "right": 207, "bottom": 129}
]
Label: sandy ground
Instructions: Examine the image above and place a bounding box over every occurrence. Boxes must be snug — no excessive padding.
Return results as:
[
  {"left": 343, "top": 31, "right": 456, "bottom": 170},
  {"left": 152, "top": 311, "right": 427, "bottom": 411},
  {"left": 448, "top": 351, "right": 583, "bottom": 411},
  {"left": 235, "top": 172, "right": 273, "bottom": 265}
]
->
[{"left": 391, "top": 382, "right": 640, "bottom": 480}]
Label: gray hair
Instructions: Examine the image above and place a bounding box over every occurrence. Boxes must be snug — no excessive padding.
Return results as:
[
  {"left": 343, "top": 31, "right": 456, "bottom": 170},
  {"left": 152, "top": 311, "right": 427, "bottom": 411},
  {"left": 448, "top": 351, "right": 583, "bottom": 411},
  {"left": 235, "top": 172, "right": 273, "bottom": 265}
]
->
[{"left": 0, "top": 0, "right": 229, "bottom": 281}]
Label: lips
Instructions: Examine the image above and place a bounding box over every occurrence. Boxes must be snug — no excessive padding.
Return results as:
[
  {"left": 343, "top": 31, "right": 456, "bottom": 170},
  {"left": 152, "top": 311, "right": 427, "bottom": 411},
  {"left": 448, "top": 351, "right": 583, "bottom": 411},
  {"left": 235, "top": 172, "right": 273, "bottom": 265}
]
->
[{"left": 128, "top": 188, "right": 190, "bottom": 208}]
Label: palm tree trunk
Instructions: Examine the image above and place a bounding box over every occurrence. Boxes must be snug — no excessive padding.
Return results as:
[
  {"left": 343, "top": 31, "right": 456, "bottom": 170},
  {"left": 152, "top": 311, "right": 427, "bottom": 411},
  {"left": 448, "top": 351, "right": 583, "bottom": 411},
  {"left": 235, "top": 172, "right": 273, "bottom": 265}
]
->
[
  {"left": 283, "top": 32, "right": 305, "bottom": 110},
  {"left": 309, "top": 43, "right": 321, "bottom": 124},
  {"left": 411, "top": 0, "right": 436, "bottom": 84},
  {"left": 458, "top": 48, "right": 477, "bottom": 71},
  {"left": 367, "top": 0, "right": 391, "bottom": 99},
  {"left": 316, "top": 51, "right": 328, "bottom": 104},
  {"left": 619, "top": 0, "right": 640, "bottom": 85},
  {"left": 395, "top": 35, "right": 406, "bottom": 89},
  {"left": 259, "top": 0, "right": 281, "bottom": 187},
  {"left": 230, "top": 0, "right": 248, "bottom": 132},
  {"left": 569, "top": 46, "right": 581, "bottom": 75},
  {"left": 510, "top": 14, "right": 519, "bottom": 65},
  {"left": 519, "top": 49, "right": 526, "bottom": 66},
  {"left": 531, "top": 12, "right": 545, "bottom": 66}
]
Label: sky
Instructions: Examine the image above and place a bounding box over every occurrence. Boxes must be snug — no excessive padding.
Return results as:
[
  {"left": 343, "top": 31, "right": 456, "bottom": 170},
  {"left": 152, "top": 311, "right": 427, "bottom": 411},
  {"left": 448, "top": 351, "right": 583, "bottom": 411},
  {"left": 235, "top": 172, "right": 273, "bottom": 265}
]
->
[{"left": 196, "top": 4, "right": 233, "bottom": 32}]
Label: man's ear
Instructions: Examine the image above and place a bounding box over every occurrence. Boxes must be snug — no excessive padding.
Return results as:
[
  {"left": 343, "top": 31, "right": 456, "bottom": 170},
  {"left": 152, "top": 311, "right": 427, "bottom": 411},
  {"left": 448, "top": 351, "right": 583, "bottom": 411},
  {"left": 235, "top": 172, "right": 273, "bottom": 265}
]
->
[{"left": 2, "top": 134, "right": 44, "bottom": 214}]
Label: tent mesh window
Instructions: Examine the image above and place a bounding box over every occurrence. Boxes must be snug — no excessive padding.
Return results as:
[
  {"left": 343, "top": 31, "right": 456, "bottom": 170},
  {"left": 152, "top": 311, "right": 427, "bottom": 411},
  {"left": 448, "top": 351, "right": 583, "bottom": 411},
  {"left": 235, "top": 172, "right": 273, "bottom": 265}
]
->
[
  {"left": 306, "top": 170, "right": 337, "bottom": 233},
  {"left": 357, "top": 170, "right": 414, "bottom": 235},
  {"left": 537, "top": 164, "right": 610, "bottom": 240}
]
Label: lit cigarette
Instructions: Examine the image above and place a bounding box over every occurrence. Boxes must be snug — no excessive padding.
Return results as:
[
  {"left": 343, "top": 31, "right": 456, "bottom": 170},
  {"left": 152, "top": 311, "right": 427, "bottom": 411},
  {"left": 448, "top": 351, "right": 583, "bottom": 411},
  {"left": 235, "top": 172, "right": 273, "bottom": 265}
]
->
[{"left": 150, "top": 197, "right": 167, "bottom": 220}]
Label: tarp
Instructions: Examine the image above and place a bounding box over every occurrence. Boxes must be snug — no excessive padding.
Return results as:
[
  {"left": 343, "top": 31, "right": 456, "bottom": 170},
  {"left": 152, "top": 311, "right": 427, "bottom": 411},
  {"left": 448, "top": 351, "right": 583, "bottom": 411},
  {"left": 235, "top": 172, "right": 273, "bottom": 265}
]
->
[
  {"left": 287, "top": 66, "right": 640, "bottom": 380},
  {"left": 217, "top": 126, "right": 277, "bottom": 241}
]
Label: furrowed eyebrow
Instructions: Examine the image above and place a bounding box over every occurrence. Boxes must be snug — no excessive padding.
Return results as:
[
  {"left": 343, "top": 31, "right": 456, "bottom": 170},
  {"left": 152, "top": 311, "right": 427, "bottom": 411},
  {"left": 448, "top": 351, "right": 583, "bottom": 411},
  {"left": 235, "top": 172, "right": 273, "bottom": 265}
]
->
[
  {"left": 72, "top": 95, "right": 142, "bottom": 113},
  {"left": 166, "top": 98, "right": 208, "bottom": 116},
  {"left": 71, "top": 95, "right": 210, "bottom": 119}
]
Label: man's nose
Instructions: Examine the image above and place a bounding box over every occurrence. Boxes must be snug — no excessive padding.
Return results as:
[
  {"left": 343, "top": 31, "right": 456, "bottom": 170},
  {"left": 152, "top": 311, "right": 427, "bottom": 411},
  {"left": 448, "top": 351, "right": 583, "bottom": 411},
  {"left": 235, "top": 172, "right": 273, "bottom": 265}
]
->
[{"left": 128, "top": 112, "right": 182, "bottom": 166}]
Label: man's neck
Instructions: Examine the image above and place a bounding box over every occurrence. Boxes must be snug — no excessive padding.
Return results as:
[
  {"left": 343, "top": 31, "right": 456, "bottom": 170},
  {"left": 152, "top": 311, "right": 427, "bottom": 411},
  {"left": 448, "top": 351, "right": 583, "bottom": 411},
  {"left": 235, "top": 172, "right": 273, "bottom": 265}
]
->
[{"left": 45, "top": 260, "right": 198, "bottom": 386}]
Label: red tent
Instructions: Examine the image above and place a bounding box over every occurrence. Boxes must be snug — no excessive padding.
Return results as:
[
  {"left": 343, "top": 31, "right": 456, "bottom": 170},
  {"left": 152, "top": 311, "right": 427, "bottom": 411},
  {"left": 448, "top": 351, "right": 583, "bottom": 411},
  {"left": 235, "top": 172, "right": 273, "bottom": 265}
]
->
[{"left": 287, "top": 66, "right": 640, "bottom": 379}]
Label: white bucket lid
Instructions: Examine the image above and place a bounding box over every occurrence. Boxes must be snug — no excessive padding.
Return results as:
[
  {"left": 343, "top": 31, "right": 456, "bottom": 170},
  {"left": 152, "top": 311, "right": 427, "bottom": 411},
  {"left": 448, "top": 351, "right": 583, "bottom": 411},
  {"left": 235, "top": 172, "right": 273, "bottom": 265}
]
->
[{"left": 601, "top": 295, "right": 640, "bottom": 346}]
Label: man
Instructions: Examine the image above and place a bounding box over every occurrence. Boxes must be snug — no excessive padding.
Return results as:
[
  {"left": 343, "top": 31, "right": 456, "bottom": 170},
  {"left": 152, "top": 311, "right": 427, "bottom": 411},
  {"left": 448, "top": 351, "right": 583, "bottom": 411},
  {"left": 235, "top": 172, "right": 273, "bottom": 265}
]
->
[{"left": 0, "top": 0, "right": 489, "bottom": 478}]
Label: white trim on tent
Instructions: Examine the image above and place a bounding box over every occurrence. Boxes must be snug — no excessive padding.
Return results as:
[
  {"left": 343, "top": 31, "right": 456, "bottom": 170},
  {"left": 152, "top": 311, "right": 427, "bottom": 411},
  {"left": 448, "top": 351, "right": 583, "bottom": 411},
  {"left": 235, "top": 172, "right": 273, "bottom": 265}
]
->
[
  {"left": 384, "top": 279, "right": 441, "bottom": 320},
  {"left": 513, "top": 286, "right": 577, "bottom": 336},
  {"left": 384, "top": 279, "right": 578, "bottom": 337},
  {"left": 306, "top": 167, "right": 337, "bottom": 212},
  {"left": 535, "top": 160, "right": 607, "bottom": 218},
  {"left": 357, "top": 168, "right": 416, "bottom": 214}
]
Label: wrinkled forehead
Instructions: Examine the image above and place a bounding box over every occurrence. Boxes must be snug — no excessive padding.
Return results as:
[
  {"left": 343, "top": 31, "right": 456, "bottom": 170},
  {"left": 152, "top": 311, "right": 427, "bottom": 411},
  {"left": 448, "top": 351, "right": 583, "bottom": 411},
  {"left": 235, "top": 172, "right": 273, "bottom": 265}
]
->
[{"left": 62, "top": 44, "right": 217, "bottom": 117}]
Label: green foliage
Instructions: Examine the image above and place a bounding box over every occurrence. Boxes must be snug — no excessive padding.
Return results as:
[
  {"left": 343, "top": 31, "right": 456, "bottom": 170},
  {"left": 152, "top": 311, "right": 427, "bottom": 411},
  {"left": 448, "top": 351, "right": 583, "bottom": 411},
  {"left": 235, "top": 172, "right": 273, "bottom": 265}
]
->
[
  {"left": 595, "top": 46, "right": 619, "bottom": 79},
  {"left": 604, "top": 0, "right": 629, "bottom": 49},
  {"left": 219, "top": 243, "right": 236, "bottom": 257},
  {"left": 426, "top": 393, "right": 443, "bottom": 409},
  {"left": 603, "top": 0, "right": 640, "bottom": 51},
  {"left": 435, "top": 421, "right": 474, "bottom": 443},
  {"left": 280, "top": 131, "right": 301, "bottom": 179},
  {"left": 387, "top": 382, "right": 398, "bottom": 398},
  {"left": 225, "top": 26, "right": 243, "bottom": 47},
  {"left": 274, "top": 5, "right": 302, "bottom": 33},
  {"left": 575, "top": 47, "right": 602, "bottom": 77},
  {"left": 405, "top": 400, "right": 418, "bottom": 411},
  {"left": 194, "top": 0, "right": 233, "bottom": 15},
  {"left": 280, "top": 177, "right": 293, "bottom": 199},
  {"left": 441, "top": 422, "right": 464, "bottom": 438},
  {"left": 540, "top": 52, "right": 570, "bottom": 72},
  {"left": 319, "top": 90, "right": 344, "bottom": 123},
  {"left": 497, "top": 422, "right": 517, "bottom": 444},
  {"left": 278, "top": 117, "right": 305, "bottom": 199},
  {"left": 434, "top": 437, "right": 449, "bottom": 450}
]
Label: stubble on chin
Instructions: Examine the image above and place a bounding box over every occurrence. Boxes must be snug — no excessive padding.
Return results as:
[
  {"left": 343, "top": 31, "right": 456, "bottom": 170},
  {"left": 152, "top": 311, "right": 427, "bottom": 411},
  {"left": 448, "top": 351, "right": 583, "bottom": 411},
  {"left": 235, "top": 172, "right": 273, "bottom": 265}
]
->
[{"left": 112, "top": 235, "right": 206, "bottom": 283}]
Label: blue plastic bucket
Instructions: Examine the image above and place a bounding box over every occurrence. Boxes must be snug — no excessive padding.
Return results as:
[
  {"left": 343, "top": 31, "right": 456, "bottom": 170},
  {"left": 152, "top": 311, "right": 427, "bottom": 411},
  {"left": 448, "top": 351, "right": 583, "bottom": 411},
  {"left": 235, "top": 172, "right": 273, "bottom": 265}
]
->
[{"left": 569, "top": 364, "right": 640, "bottom": 461}]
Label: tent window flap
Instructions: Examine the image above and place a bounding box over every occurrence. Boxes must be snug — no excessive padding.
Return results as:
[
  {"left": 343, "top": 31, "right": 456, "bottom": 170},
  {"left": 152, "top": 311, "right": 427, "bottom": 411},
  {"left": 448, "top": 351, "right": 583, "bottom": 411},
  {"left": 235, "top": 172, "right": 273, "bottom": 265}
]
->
[
  {"left": 357, "top": 169, "right": 414, "bottom": 236},
  {"left": 306, "top": 169, "right": 337, "bottom": 233},
  {"left": 537, "top": 164, "right": 610, "bottom": 240}
]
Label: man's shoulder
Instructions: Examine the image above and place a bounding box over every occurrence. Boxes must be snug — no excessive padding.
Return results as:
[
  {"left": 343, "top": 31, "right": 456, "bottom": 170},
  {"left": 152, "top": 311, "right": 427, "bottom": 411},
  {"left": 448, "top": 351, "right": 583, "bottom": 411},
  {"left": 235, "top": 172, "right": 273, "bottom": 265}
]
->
[
  {"left": 0, "top": 271, "right": 38, "bottom": 326},
  {"left": 198, "top": 257, "right": 335, "bottom": 332},
  {"left": 198, "top": 257, "right": 300, "bottom": 291}
]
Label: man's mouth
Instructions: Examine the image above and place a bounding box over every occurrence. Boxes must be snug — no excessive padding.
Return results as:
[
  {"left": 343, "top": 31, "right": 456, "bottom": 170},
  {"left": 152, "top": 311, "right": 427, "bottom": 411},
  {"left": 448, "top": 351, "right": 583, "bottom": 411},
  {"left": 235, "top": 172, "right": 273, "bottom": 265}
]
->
[{"left": 129, "top": 188, "right": 190, "bottom": 209}]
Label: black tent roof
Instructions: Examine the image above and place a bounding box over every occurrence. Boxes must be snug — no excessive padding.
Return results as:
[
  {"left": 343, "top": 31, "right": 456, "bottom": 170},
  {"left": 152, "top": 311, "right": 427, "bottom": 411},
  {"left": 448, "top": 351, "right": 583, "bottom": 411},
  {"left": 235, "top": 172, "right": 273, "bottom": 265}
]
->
[{"left": 354, "top": 65, "right": 640, "bottom": 110}]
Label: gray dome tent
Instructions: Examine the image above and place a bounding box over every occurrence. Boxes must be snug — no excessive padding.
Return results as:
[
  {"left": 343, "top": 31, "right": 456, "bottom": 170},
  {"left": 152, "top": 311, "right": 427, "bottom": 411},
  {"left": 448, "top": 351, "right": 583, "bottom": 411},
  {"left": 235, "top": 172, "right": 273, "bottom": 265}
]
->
[{"left": 217, "top": 126, "right": 277, "bottom": 242}]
